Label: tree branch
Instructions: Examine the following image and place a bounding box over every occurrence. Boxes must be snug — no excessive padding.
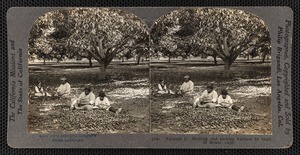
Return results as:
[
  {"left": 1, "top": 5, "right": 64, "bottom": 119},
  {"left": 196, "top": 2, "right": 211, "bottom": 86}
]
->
[
  {"left": 88, "top": 50, "right": 101, "bottom": 62},
  {"left": 229, "top": 32, "right": 260, "bottom": 59},
  {"left": 231, "top": 39, "right": 253, "bottom": 59},
  {"left": 97, "top": 37, "right": 105, "bottom": 58},
  {"left": 107, "top": 36, "right": 132, "bottom": 59},
  {"left": 223, "top": 36, "right": 230, "bottom": 57},
  {"left": 206, "top": 46, "right": 226, "bottom": 60},
  {"left": 212, "top": 33, "right": 228, "bottom": 59}
]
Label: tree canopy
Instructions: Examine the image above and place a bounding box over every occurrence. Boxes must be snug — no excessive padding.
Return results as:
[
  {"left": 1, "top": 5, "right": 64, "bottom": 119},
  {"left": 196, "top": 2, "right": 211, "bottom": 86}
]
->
[
  {"left": 151, "top": 8, "right": 271, "bottom": 76},
  {"left": 29, "top": 8, "right": 149, "bottom": 79},
  {"left": 29, "top": 10, "right": 76, "bottom": 63},
  {"left": 66, "top": 8, "right": 149, "bottom": 79},
  {"left": 29, "top": 8, "right": 271, "bottom": 78}
]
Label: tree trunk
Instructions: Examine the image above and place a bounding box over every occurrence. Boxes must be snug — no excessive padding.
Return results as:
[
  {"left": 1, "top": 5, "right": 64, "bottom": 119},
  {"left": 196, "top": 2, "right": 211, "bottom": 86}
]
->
[
  {"left": 262, "top": 56, "right": 265, "bottom": 63},
  {"left": 122, "top": 57, "right": 124, "bottom": 62},
  {"left": 168, "top": 54, "right": 171, "bottom": 63},
  {"left": 247, "top": 54, "right": 250, "bottom": 60},
  {"left": 88, "top": 57, "right": 93, "bottom": 67},
  {"left": 213, "top": 56, "right": 218, "bottom": 66},
  {"left": 223, "top": 59, "right": 231, "bottom": 77},
  {"left": 99, "top": 61, "right": 106, "bottom": 80},
  {"left": 261, "top": 53, "right": 267, "bottom": 63},
  {"left": 136, "top": 55, "right": 141, "bottom": 65},
  {"left": 43, "top": 57, "right": 46, "bottom": 65}
]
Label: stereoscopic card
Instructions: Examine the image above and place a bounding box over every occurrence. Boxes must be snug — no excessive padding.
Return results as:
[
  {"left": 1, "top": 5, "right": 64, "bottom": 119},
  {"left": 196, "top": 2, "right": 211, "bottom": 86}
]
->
[{"left": 7, "top": 7, "right": 293, "bottom": 148}]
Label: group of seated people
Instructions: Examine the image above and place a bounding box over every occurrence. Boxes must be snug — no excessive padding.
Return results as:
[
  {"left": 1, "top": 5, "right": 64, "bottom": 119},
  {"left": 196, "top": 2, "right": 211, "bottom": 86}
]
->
[
  {"left": 70, "top": 85, "right": 122, "bottom": 115},
  {"left": 33, "top": 77, "right": 122, "bottom": 115},
  {"left": 34, "top": 75, "right": 244, "bottom": 114},
  {"left": 157, "top": 75, "right": 245, "bottom": 113},
  {"left": 157, "top": 75, "right": 194, "bottom": 96},
  {"left": 34, "top": 77, "right": 71, "bottom": 98}
]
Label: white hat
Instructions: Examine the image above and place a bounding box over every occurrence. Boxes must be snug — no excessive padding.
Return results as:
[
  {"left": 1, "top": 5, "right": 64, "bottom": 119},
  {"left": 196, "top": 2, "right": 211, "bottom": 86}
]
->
[
  {"left": 60, "top": 77, "right": 67, "bottom": 81},
  {"left": 184, "top": 75, "right": 190, "bottom": 79}
]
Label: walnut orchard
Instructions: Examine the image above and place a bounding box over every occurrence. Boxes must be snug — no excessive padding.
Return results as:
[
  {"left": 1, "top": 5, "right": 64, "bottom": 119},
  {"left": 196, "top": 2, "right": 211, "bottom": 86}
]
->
[
  {"left": 29, "top": 8, "right": 270, "bottom": 79},
  {"left": 27, "top": 8, "right": 272, "bottom": 134}
]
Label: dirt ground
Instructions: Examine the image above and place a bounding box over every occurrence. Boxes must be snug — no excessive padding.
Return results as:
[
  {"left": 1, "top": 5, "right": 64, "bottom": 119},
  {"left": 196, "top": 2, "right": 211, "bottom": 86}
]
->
[
  {"left": 28, "top": 97, "right": 149, "bottom": 133},
  {"left": 150, "top": 60, "right": 272, "bottom": 134},
  {"left": 28, "top": 61, "right": 150, "bottom": 133},
  {"left": 28, "top": 59, "right": 271, "bottom": 134}
]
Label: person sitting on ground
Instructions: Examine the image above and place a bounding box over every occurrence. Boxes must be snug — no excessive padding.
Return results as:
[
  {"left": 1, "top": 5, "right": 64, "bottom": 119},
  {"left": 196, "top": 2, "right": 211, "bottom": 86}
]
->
[
  {"left": 218, "top": 89, "right": 244, "bottom": 113},
  {"left": 157, "top": 79, "right": 175, "bottom": 95},
  {"left": 34, "top": 81, "right": 51, "bottom": 97},
  {"left": 55, "top": 77, "right": 71, "bottom": 98},
  {"left": 193, "top": 84, "right": 219, "bottom": 108},
  {"left": 178, "top": 75, "right": 194, "bottom": 96},
  {"left": 70, "top": 85, "right": 95, "bottom": 110},
  {"left": 94, "top": 91, "right": 122, "bottom": 115}
]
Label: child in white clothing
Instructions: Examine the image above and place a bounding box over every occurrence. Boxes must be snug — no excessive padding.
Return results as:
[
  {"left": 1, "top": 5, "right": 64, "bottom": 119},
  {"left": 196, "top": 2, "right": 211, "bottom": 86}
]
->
[
  {"left": 157, "top": 79, "right": 175, "bottom": 95},
  {"left": 218, "top": 89, "right": 244, "bottom": 113},
  {"left": 34, "top": 81, "right": 51, "bottom": 97},
  {"left": 94, "top": 91, "right": 122, "bottom": 115},
  {"left": 158, "top": 79, "right": 168, "bottom": 94}
]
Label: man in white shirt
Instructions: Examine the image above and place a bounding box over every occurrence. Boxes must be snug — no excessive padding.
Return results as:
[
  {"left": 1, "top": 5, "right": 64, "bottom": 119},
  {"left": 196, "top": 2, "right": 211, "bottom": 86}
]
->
[
  {"left": 55, "top": 77, "right": 71, "bottom": 98},
  {"left": 70, "top": 85, "right": 95, "bottom": 110},
  {"left": 193, "top": 84, "right": 219, "bottom": 108},
  {"left": 178, "top": 75, "right": 194, "bottom": 96}
]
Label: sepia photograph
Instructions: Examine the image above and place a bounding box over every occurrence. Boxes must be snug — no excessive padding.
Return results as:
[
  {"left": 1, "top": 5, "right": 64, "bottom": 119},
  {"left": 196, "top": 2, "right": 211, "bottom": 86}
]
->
[
  {"left": 27, "top": 7, "right": 272, "bottom": 135},
  {"left": 6, "top": 5, "right": 294, "bottom": 148},
  {"left": 150, "top": 8, "right": 272, "bottom": 134},
  {"left": 27, "top": 8, "right": 150, "bottom": 133}
]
